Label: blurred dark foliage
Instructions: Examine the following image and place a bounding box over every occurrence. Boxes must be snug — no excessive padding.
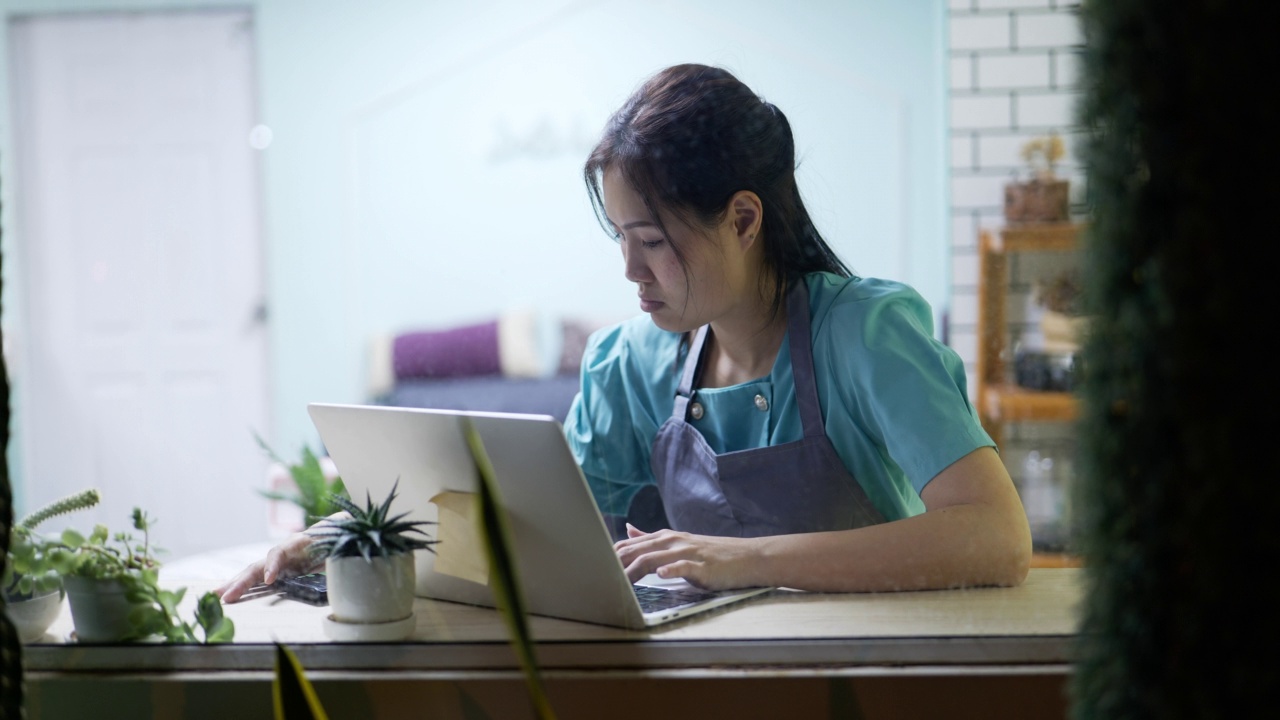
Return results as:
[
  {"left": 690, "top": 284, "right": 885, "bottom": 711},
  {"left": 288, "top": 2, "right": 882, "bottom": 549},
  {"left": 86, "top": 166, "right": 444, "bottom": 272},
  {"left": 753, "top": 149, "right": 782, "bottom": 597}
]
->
[{"left": 1070, "top": 1, "right": 1280, "bottom": 718}]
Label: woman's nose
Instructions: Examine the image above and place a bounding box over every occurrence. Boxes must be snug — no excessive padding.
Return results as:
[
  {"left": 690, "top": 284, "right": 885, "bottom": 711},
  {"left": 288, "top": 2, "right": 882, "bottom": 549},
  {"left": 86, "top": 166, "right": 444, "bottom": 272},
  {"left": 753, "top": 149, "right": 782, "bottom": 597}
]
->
[{"left": 622, "top": 239, "right": 652, "bottom": 284}]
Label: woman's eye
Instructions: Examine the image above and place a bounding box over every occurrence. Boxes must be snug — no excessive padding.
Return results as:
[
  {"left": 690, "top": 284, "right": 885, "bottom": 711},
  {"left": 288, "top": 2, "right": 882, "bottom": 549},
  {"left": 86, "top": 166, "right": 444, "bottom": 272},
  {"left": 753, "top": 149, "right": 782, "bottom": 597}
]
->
[{"left": 641, "top": 239, "right": 664, "bottom": 249}]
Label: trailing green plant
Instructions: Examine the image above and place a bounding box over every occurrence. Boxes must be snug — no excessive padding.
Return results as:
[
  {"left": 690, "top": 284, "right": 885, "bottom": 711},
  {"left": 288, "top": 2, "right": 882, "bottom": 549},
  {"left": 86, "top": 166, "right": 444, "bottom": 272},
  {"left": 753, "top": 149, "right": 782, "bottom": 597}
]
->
[
  {"left": 307, "top": 479, "right": 437, "bottom": 562},
  {"left": 4, "top": 488, "right": 101, "bottom": 599},
  {"left": 20, "top": 507, "right": 233, "bottom": 643},
  {"left": 254, "top": 432, "right": 349, "bottom": 526}
]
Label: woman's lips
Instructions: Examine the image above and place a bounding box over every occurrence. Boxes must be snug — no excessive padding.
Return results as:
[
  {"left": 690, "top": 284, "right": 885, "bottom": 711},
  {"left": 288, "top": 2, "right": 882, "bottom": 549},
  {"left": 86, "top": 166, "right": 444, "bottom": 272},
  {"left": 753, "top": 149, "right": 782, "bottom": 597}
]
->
[{"left": 639, "top": 298, "right": 664, "bottom": 312}]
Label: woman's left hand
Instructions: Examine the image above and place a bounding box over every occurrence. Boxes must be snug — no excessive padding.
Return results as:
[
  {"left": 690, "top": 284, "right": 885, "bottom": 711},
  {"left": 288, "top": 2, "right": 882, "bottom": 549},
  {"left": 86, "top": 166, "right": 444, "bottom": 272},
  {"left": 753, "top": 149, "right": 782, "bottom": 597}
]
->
[{"left": 614, "top": 524, "right": 759, "bottom": 590}]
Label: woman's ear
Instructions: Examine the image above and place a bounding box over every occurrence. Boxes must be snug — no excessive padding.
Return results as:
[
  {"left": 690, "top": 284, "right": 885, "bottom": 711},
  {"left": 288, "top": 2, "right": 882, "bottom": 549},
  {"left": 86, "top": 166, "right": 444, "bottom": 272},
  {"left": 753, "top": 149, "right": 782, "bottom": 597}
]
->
[{"left": 729, "top": 190, "right": 764, "bottom": 249}]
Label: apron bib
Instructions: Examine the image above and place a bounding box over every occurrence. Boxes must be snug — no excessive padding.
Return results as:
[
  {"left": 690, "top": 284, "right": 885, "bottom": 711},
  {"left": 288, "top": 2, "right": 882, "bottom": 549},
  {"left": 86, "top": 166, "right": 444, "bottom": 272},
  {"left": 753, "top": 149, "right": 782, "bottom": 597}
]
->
[{"left": 644, "top": 279, "right": 886, "bottom": 538}]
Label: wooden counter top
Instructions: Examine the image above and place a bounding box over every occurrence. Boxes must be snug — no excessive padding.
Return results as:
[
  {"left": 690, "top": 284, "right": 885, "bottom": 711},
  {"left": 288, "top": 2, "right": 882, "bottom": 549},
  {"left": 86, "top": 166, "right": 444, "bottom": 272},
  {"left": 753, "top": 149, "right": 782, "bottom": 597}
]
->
[{"left": 24, "top": 568, "right": 1082, "bottom": 674}]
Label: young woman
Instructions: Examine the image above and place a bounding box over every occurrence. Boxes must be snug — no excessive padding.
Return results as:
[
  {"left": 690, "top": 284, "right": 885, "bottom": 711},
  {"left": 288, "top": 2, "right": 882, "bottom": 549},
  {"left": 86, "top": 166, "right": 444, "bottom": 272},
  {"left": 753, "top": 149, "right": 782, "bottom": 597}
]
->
[
  {"left": 216, "top": 63, "right": 1029, "bottom": 604},
  {"left": 565, "top": 63, "right": 1029, "bottom": 593}
]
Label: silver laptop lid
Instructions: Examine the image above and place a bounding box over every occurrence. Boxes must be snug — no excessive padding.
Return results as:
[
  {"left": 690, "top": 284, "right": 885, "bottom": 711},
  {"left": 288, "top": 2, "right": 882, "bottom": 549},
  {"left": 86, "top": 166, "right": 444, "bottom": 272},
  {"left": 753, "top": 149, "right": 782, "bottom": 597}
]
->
[{"left": 307, "top": 402, "right": 650, "bottom": 629}]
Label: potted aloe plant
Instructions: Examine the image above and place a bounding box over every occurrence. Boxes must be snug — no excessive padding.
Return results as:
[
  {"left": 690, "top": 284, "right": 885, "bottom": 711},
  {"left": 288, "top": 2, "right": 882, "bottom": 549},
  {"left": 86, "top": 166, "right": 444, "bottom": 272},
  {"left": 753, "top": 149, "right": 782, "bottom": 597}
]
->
[
  {"left": 3, "top": 488, "right": 101, "bottom": 642},
  {"left": 308, "top": 479, "right": 437, "bottom": 641}
]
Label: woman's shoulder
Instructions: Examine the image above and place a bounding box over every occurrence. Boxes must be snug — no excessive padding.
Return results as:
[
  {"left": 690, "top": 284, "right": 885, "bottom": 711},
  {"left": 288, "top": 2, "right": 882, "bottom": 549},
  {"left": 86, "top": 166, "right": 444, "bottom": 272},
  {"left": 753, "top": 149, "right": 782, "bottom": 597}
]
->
[
  {"left": 581, "top": 314, "right": 683, "bottom": 375},
  {"left": 575, "top": 315, "right": 682, "bottom": 426},
  {"left": 804, "top": 272, "right": 933, "bottom": 334}
]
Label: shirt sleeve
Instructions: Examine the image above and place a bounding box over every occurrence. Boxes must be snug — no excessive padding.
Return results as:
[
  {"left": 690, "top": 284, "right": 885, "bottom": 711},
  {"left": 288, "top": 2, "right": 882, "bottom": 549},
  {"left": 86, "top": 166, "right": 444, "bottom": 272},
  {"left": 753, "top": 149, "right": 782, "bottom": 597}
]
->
[
  {"left": 817, "top": 280, "right": 993, "bottom": 497},
  {"left": 562, "top": 323, "right": 656, "bottom": 516}
]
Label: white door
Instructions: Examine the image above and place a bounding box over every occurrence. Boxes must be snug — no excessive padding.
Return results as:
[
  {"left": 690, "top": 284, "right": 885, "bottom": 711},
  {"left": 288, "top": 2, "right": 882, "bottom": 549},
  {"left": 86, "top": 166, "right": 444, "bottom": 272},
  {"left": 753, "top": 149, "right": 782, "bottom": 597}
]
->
[{"left": 10, "top": 10, "right": 270, "bottom": 559}]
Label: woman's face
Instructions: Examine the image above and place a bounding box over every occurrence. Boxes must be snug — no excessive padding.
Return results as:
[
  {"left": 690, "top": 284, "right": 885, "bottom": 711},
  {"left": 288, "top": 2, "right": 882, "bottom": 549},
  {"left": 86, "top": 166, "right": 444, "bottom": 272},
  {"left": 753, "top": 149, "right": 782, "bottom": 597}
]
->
[{"left": 602, "top": 167, "right": 749, "bottom": 334}]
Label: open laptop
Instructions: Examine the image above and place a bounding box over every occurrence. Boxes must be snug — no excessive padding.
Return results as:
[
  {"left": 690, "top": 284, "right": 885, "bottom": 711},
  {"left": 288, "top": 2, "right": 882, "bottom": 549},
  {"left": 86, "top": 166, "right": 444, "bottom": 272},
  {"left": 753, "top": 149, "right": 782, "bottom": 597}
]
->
[{"left": 306, "top": 402, "right": 773, "bottom": 630}]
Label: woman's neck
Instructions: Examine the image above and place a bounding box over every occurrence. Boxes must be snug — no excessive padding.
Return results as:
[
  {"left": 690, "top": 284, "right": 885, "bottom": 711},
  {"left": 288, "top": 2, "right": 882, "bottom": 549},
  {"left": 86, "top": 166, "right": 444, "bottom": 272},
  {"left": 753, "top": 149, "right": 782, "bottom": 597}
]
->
[{"left": 700, "top": 285, "right": 788, "bottom": 389}]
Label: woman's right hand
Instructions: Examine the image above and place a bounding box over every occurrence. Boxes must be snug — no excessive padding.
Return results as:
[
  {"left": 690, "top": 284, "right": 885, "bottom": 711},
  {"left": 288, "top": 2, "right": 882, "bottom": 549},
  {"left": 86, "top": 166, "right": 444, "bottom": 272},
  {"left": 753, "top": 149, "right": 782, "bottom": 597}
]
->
[{"left": 215, "top": 531, "right": 321, "bottom": 604}]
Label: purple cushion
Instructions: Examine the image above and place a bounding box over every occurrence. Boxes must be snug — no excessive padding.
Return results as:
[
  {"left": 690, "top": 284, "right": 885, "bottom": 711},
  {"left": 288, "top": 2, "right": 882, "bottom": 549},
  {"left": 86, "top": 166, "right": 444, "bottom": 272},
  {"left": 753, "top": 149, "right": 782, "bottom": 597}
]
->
[{"left": 393, "top": 320, "right": 501, "bottom": 380}]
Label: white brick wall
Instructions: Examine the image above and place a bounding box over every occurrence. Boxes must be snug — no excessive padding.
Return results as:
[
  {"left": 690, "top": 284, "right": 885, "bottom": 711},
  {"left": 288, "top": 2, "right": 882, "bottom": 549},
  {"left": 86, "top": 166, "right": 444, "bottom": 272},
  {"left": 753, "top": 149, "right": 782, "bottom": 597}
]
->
[
  {"left": 1017, "top": 92, "right": 1082, "bottom": 128},
  {"left": 950, "top": 15, "right": 1011, "bottom": 50},
  {"left": 977, "top": 53, "right": 1053, "bottom": 88},
  {"left": 1054, "top": 50, "right": 1081, "bottom": 87},
  {"left": 948, "top": 2, "right": 1084, "bottom": 389},
  {"left": 1016, "top": 13, "right": 1083, "bottom": 47},
  {"left": 951, "top": 94, "right": 1013, "bottom": 128}
]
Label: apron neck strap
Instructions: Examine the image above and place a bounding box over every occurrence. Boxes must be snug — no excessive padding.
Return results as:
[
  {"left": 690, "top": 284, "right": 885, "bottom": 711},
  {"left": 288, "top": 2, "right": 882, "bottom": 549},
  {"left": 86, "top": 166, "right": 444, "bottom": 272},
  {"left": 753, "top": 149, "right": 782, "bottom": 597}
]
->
[
  {"left": 672, "top": 325, "right": 709, "bottom": 420},
  {"left": 677, "top": 325, "right": 710, "bottom": 398},
  {"left": 784, "top": 278, "right": 826, "bottom": 438}
]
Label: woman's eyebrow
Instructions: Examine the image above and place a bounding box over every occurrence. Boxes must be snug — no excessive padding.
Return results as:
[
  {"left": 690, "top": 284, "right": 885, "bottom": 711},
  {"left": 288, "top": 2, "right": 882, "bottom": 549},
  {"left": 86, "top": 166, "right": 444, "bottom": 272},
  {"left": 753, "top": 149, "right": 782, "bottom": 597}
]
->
[{"left": 604, "top": 213, "right": 658, "bottom": 231}]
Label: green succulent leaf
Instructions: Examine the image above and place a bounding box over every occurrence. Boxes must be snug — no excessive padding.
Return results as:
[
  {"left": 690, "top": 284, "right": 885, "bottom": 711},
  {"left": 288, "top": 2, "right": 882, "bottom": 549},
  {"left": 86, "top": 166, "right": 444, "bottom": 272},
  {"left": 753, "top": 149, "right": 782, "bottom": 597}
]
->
[
  {"left": 61, "top": 528, "right": 85, "bottom": 548},
  {"left": 308, "top": 478, "right": 438, "bottom": 561}
]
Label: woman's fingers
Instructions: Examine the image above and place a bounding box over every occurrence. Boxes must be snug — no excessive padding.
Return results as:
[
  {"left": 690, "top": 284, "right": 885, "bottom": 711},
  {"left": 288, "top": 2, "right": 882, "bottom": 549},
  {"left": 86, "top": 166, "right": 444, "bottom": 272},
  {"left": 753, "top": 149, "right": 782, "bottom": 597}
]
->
[
  {"left": 217, "top": 560, "right": 267, "bottom": 604},
  {"left": 262, "top": 546, "right": 286, "bottom": 586},
  {"left": 616, "top": 529, "right": 682, "bottom": 563},
  {"left": 618, "top": 531, "right": 699, "bottom": 582},
  {"left": 615, "top": 530, "right": 754, "bottom": 590},
  {"left": 656, "top": 559, "right": 702, "bottom": 584},
  {"left": 217, "top": 532, "right": 318, "bottom": 604}
]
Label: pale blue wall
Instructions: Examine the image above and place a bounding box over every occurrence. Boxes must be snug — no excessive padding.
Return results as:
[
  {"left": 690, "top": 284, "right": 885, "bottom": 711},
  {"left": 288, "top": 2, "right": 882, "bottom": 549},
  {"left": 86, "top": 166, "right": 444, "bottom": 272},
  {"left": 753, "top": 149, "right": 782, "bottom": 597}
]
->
[
  {"left": 254, "top": 0, "right": 947, "bottom": 451},
  {"left": 2, "top": 0, "right": 946, "bottom": 474}
]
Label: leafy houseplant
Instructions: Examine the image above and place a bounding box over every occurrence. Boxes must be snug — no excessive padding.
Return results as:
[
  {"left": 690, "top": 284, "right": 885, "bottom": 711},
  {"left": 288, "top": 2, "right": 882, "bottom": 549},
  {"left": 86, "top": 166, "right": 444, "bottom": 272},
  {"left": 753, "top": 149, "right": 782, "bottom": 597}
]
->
[
  {"left": 26, "top": 506, "right": 233, "bottom": 643},
  {"left": 1004, "top": 131, "right": 1070, "bottom": 224},
  {"left": 5, "top": 488, "right": 101, "bottom": 598},
  {"left": 3, "top": 489, "right": 101, "bottom": 642},
  {"left": 309, "top": 480, "right": 436, "bottom": 639},
  {"left": 254, "top": 433, "right": 349, "bottom": 530}
]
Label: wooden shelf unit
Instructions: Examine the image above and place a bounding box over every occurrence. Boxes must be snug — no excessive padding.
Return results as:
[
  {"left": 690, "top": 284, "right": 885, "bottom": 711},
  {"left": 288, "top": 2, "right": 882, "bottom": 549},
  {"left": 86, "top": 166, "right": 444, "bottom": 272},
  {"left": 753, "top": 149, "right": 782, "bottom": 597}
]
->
[
  {"left": 976, "top": 223, "right": 1086, "bottom": 567},
  {"left": 975, "top": 222, "right": 1085, "bottom": 447}
]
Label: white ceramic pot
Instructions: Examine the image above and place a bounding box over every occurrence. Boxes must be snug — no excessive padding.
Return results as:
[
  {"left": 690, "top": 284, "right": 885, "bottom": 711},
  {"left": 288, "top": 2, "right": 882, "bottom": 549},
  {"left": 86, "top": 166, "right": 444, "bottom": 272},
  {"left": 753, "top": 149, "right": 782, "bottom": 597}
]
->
[
  {"left": 4, "top": 588, "right": 65, "bottom": 643},
  {"left": 325, "top": 553, "right": 415, "bottom": 624},
  {"left": 63, "top": 576, "right": 141, "bottom": 642}
]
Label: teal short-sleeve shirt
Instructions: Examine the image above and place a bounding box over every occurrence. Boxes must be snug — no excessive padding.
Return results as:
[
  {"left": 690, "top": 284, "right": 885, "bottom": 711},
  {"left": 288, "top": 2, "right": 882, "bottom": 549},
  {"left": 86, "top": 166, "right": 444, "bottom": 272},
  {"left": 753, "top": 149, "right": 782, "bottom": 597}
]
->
[{"left": 563, "top": 272, "right": 994, "bottom": 522}]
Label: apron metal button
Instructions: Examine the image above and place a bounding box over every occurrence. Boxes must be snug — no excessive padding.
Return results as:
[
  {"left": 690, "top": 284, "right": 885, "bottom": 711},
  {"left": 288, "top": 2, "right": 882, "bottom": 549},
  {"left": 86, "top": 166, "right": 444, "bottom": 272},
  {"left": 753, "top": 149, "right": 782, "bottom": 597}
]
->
[
  {"left": 690, "top": 402, "right": 704, "bottom": 420},
  {"left": 754, "top": 394, "right": 769, "bottom": 411}
]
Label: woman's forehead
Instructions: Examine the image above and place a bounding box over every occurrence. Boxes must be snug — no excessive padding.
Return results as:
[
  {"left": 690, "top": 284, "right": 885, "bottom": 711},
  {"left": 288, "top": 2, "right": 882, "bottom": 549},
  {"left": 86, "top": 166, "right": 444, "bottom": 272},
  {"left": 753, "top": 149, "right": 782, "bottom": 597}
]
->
[
  {"left": 601, "top": 166, "right": 712, "bottom": 242},
  {"left": 601, "top": 168, "right": 652, "bottom": 224}
]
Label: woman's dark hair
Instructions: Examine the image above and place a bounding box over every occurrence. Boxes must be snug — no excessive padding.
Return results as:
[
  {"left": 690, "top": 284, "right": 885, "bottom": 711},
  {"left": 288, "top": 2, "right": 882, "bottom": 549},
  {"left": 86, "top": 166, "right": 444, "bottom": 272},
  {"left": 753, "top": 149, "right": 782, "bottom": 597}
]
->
[{"left": 584, "top": 63, "right": 852, "bottom": 319}]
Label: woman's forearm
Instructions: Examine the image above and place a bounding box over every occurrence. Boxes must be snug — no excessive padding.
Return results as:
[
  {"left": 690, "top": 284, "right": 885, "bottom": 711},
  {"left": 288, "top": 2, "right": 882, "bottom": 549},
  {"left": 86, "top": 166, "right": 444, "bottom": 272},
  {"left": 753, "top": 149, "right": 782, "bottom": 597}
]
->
[
  {"left": 746, "top": 448, "right": 1032, "bottom": 592},
  {"left": 748, "top": 499, "right": 1031, "bottom": 592}
]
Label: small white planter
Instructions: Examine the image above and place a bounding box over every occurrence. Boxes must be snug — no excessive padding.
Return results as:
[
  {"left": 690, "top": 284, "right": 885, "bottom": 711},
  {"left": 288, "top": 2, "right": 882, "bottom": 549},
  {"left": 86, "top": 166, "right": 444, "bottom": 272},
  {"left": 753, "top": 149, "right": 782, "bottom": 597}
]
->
[
  {"left": 325, "top": 553, "right": 415, "bottom": 624},
  {"left": 4, "top": 588, "right": 65, "bottom": 643}
]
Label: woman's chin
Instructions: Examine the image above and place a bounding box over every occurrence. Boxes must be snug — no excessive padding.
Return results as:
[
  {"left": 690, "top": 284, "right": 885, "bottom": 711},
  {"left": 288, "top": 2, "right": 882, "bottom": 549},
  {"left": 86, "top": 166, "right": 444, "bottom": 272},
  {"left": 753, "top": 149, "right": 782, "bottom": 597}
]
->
[{"left": 647, "top": 312, "right": 695, "bottom": 334}]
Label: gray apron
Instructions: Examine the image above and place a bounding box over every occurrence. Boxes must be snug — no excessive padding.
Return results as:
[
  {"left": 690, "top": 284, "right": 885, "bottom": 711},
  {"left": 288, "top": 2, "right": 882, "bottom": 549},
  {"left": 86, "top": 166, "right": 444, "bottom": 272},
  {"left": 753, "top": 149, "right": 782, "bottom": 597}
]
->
[{"left": 643, "top": 279, "right": 886, "bottom": 538}]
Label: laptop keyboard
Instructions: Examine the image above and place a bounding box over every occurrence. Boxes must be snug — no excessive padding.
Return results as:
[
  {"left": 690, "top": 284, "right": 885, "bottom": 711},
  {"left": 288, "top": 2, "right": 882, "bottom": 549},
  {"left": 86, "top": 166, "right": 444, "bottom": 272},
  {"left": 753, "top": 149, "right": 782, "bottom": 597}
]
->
[{"left": 632, "top": 584, "right": 721, "bottom": 613}]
